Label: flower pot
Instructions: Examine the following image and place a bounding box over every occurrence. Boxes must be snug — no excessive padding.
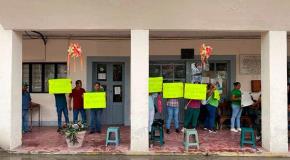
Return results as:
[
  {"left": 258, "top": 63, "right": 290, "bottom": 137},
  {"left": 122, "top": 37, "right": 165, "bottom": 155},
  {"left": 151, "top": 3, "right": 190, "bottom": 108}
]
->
[{"left": 66, "top": 131, "right": 86, "bottom": 149}]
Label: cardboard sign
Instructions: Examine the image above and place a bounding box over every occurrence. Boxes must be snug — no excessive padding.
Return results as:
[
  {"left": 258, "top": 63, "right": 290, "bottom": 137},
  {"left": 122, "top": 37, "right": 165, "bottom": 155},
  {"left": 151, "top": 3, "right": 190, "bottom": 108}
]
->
[
  {"left": 163, "top": 83, "right": 184, "bottom": 98},
  {"left": 84, "top": 92, "right": 106, "bottom": 109},
  {"left": 214, "top": 90, "right": 221, "bottom": 100},
  {"left": 49, "top": 79, "right": 72, "bottom": 94},
  {"left": 184, "top": 83, "right": 207, "bottom": 100},
  {"left": 149, "top": 77, "right": 163, "bottom": 93}
]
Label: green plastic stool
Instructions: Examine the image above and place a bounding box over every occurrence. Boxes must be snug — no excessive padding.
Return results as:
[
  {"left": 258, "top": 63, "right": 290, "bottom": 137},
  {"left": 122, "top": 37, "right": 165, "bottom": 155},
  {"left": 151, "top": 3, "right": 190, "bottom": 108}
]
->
[
  {"left": 183, "top": 129, "right": 199, "bottom": 152},
  {"left": 240, "top": 127, "right": 256, "bottom": 149},
  {"left": 151, "top": 123, "right": 164, "bottom": 146},
  {"left": 106, "top": 127, "right": 120, "bottom": 146}
]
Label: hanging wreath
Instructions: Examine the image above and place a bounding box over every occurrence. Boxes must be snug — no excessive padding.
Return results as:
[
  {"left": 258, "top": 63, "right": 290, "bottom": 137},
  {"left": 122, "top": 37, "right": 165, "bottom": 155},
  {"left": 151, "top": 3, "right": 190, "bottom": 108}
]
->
[
  {"left": 67, "top": 42, "right": 83, "bottom": 73},
  {"left": 199, "top": 43, "right": 213, "bottom": 70}
]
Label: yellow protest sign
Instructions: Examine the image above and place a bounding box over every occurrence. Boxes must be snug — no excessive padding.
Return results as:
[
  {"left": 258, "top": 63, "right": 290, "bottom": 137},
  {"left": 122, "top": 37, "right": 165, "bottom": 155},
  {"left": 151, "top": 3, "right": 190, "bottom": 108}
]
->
[
  {"left": 84, "top": 92, "right": 106, "bottom": 109},
  {"left": 163, "top": 83, "right": 184, "bottom": 98},
  {"left": 184, "top": 83, "right": 207, "bottom": 100},
  {"left": 214, "top": 90, "right": 221, "bottom": 100},
  {"left": 49, "top": 79, "right": 72, "bottom": 94},
  {"left": 149, "top": 77, "right": 163, "bottom": 93}
]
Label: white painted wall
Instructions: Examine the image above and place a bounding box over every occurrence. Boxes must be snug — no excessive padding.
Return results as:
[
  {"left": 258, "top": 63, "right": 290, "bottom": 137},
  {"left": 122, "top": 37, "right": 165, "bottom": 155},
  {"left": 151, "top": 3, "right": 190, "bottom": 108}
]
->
[
  {"left": 23, "top": 38, "right": 290, "bottom": 125},
  {"left": 0, "top": 26, "right": 22, "bottom": 149}
]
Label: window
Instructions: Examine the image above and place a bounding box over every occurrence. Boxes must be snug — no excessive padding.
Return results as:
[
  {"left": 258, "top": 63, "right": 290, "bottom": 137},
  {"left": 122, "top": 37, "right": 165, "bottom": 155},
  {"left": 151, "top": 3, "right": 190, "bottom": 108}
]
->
[
  {"left": 22, "top": 63, "right": 67, "bottom": 93},
  {"left": 149, "top": 63, "right": 186, "bottom": 82}
]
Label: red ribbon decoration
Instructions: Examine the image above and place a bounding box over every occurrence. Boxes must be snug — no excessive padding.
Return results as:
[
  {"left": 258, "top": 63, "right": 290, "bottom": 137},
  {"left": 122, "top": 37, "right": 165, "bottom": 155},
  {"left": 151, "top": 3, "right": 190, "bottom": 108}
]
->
[{"left": 67, "top": 43, "right": 83, "bottom": 73}]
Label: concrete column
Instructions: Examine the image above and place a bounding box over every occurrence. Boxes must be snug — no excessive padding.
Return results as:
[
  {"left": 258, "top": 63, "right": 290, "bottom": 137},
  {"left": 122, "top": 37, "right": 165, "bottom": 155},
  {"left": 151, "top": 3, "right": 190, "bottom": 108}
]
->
[
  {"left": 261, "top": 31, "right": 288, "bottom": 152},
  {"left": 0, "top": 25, "right": 22, "bottom": 150},
  {"left": 130, "top": 30, "right": 149, "bottom": 152}
]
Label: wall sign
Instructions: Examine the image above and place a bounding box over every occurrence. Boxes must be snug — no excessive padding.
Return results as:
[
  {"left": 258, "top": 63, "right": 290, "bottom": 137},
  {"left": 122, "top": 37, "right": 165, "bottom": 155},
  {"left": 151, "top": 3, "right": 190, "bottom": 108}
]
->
[{"left": 240, "top": 54, "right": 261, "bottom": 75}]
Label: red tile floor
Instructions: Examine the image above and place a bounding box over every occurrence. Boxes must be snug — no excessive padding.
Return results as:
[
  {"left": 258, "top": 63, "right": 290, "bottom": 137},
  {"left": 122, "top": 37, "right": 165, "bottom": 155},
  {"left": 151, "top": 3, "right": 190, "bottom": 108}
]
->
[{"left": 16, "top": 126, "right": 262, "bottom": 154}]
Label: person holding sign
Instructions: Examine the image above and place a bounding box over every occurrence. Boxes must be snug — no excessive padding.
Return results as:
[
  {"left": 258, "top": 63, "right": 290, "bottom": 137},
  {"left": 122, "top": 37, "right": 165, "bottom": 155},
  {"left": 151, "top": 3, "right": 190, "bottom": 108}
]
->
[
  {"left": 54, "top": 94, "right": 70, "bottom": 132},
  {"left": 204, "top": 83, "right": 220, "bottom": 133},
  {"left": 69, "top": 80, "right": 86, "bottom": 124},
  {"left": 165, "top": 98, "right": 180, "bottom": 134},
  {"left": 230, "top": 82, "right": 242, "bottom": 132},
  {"left": 89, "top": 82, "right": 105, "bottom": 134}
]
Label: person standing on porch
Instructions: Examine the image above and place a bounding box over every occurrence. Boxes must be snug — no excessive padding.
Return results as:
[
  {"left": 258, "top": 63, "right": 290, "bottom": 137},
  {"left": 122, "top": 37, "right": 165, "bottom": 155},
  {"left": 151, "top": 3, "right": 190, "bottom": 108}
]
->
[
  {"left": 182, "top": 99, "right": 201, "bottom": 132},
  {"left": 22, "top": 83, "right": 31, "bottom": 133},
  {"left": 69, "top": 80, "right": 86, "bottom": 124},
  {"left": 230, "top": 82, "right": 242, "bottom": 132},
  {"left": 89, "top": 82, "right": 104, "bottom": 134},
  {"left": 166, "top": 98, "right": 180, "bottom": 134},
  {"left": 54, "top": 94, "right": 69, "bottom": 132},
  {"left": 204, "top": 83, "right": 219, "bottom": 133}
]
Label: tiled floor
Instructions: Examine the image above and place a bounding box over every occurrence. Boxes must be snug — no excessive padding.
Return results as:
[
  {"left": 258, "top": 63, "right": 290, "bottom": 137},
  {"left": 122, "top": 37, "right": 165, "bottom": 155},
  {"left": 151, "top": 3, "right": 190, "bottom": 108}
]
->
[{"left": 16, "top": 126, "right": 262, "bottom": 154}]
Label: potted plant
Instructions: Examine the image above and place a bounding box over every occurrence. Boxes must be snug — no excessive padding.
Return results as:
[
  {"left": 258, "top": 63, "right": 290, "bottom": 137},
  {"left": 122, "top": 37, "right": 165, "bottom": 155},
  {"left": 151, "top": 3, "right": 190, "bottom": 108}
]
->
[{"left": 61, "top": 121, "right": 87, "bottom": 148}]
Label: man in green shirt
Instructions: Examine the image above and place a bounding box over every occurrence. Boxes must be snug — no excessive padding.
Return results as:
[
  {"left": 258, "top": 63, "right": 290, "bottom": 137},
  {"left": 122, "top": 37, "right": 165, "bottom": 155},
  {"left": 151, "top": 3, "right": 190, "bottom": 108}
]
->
[{"left": 230, "top": 82, "right": 242, "bottom": 132}]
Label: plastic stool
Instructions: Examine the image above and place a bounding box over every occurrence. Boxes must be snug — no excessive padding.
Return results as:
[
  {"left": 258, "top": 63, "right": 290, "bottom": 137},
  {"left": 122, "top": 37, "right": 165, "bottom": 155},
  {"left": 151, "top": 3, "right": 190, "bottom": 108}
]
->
[
  {"left": 106, "top": 127, "right": 120, "bottom": 146},
  {"left": 150, "top": 121, "right": 164, "bottom": 146},
  {"left": 183, "top": 129, "right": 199, "bottom": 151},
  {"left": 240, "top": 127, "right": 256, "bottom": 149}
]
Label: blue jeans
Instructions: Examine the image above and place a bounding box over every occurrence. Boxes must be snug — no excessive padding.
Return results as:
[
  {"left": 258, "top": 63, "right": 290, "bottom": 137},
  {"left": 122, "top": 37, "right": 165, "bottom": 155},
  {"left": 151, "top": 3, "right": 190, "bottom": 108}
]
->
[
  {"left": 231, "top": 104, "right": 243, "bottom": 129},
  {"left": 204, "top": 104, "right": 217, "bottom": 130},
  {"left": 73, "top": 109, "right": 87, "bottom": 124},
  {"left": 166, "top": 106, "right": 179, "bottom": 129},
  {"left": 56, "top": 105, "right": 69, "bottom": 128},
  {"left": 22, "top": 109, "right": 29, "bottom": 132},
  {"left": 90, "top": 109, "right": 103, "bottom": 132}
]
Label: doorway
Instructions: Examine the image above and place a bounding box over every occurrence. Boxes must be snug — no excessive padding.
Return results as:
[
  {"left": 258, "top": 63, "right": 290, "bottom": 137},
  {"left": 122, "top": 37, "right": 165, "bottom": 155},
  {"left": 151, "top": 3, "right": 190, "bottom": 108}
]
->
[{"left": 92, "top": 62, "right": 125, "bottom": 125}]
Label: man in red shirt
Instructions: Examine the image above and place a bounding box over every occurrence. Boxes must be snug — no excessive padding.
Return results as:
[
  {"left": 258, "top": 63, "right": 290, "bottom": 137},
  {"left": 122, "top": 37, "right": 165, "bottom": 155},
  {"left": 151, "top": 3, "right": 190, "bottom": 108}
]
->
[{"left": 69, "top": 80, "right": 86, "bottom": 124}]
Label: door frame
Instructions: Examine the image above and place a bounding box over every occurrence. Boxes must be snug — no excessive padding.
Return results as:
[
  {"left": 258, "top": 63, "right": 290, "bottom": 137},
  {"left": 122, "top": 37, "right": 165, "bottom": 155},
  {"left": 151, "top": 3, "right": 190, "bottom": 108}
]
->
[{"left": 87, "top": 56, "right": 130, "bottom": 126}]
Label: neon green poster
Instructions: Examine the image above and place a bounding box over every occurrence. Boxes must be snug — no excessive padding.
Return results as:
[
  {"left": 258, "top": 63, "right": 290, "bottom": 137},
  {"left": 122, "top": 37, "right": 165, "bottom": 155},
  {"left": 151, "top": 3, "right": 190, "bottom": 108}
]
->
[
  {"left": 49, "top": 79, "right": 72, "bottom": 94},
  {"left": 214, "top": 90, "right": 221, "bottom": 100},
  {"left": 163, "top": 83, "right": 184, "bottom": 98},
  {"left": 184, "top": 83, "right": 207, "bottom": 100},
  {"left": 84, "top": 92, "right": 106, "bottom": 109},
  {"left": 149, "top": 77, "right": 163, "bottom": 93}
]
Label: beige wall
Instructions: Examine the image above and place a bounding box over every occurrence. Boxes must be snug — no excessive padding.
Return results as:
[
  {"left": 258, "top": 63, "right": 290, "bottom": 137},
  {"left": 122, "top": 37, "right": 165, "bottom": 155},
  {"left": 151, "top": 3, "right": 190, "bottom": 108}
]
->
[
  {"left": 2, "top": 0, "right": 290, "bottom": 31},
  {"left": 23, "top": 38, "right": 285, "bottom": 125}
]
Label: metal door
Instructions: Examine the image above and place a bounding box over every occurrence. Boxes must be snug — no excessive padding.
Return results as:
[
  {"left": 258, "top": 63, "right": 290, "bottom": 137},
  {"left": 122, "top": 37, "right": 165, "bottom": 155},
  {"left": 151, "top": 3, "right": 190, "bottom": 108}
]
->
[{"left": 93, "top": 63, "right": 125, "bottom": 125}]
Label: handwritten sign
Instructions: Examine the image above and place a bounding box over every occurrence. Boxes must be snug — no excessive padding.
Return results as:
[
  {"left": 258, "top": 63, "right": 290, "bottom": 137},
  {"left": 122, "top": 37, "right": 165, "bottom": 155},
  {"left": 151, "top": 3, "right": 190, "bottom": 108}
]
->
[
  {"left": 84, "top": 92, "right": 106, "bottom": 109},
  {"left": 49, "top": 79, "right": 72, "bottom": 94},
  {"left": 214, "top": 90, "right": 221, "bottom": 100},
  {"left": 163, "top": 83, "right": 183, "bottom": 98},
  {"left": 149, "top": 77, "right": 163, "bottom": 93},
  {"left": 184, "top": 83, "right": 207, "bottom": 100}
]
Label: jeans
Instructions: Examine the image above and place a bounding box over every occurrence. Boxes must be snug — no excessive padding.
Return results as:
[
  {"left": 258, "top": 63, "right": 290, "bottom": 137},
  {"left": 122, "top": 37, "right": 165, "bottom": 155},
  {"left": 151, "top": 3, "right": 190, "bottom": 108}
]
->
[
  {"left": 149, "top": 106, "right": 155, "bottom": 132},
  {"left": 22, "top": 109, "right": 29, "bottom": 132},
  {"left": 89, "top": 109, "right": 102, "bottom": 132},
  {"left": 166, "top": 106, "right": 179, "bottom": 129},
  {"left": 73, "top": 109, "right": 87, "bottom": 124},
  {"left": 204, "top": 104, "right": 217, "bottom": 130},
  {"left": 184, "top": 108, "right": 200, "bottom": 129},
  {"left": 231, "top": 104, "right": 243, "bottom": 129},
  {"left": 56, "top": 105, "right": 69, "bottom": 128}
]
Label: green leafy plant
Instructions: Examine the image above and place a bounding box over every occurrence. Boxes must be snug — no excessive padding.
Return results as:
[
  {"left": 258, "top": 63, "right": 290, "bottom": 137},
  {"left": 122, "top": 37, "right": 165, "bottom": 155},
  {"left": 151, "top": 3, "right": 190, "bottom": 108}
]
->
[{"left": 61, "top": 121, "right": 87, "bottom": 145}]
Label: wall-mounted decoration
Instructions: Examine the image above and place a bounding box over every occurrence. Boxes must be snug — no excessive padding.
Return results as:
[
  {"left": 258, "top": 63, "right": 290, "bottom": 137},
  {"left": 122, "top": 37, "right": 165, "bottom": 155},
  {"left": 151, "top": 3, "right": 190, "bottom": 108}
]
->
[
  {"left": 67, "top": 43, "right": 83, "bottom": 73},
  {"left": 240, "top": 54, "right": 261, "bottom": 75}
]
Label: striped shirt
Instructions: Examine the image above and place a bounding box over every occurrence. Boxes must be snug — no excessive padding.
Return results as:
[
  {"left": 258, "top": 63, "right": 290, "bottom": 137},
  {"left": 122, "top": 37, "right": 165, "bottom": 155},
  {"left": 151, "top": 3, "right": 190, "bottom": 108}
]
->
[{"left": 166, "top": 99, "right": 179, "bottom": 107}]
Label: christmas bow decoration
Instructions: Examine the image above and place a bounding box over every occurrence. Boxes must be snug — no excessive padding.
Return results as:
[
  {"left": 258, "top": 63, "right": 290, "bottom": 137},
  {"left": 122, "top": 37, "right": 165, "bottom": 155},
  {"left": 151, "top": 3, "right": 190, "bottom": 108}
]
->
[
  {"left": 67, "top": 43, "right": 83, "bottom": 73},
  {"left": 199, "top": 43, "right": 213, "bottom": 69}
]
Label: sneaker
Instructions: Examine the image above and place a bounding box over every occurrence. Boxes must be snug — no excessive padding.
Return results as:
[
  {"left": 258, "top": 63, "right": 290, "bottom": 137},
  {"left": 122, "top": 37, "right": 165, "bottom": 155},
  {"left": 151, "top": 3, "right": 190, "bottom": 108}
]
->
[
  {"left": 166, "top": 129, "right": 170, "bottom": 134},
  {"left": 208, "top": 129, "right": 217, "bottom": 133},
  {"left": 230, "top": 128, "right": 238, "bottom": 132},
  {"left": 237, "top": 128, "right": 242, "bottom": 132},
  {"left": 175, "top": 129, "right": 180, "bottom": 133},
  {"left": 57, "top": 128, "right": 62, "bottom": 133},
  {"left": 181, "top": 127, "right": 186, "bottom": 133},
  {"left": 203, "top": 128, "right": 208, "bottom": 130}
]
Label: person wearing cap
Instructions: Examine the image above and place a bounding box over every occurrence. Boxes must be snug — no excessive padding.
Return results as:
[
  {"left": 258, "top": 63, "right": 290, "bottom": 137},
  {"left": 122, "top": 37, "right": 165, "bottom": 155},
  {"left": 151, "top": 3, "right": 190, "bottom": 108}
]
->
[{"left": 22, "top": 83, "right": 31, "bottom": 133}]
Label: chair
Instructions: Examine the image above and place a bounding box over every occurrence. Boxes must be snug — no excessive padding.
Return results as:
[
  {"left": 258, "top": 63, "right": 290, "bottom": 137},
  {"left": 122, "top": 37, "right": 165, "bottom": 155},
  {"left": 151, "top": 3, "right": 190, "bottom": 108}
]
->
[
  {"left": 106, "top": 127, "right": 120, "bottom": 146},
  {"left": 240, "top": 127, "right": 256, "bottom": 149},
  {"left": 183, "top": 129, "right": 199, "bottom": 152},
  {"left": 150, "top": 119, "right": 164, "bottom": 146}
]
